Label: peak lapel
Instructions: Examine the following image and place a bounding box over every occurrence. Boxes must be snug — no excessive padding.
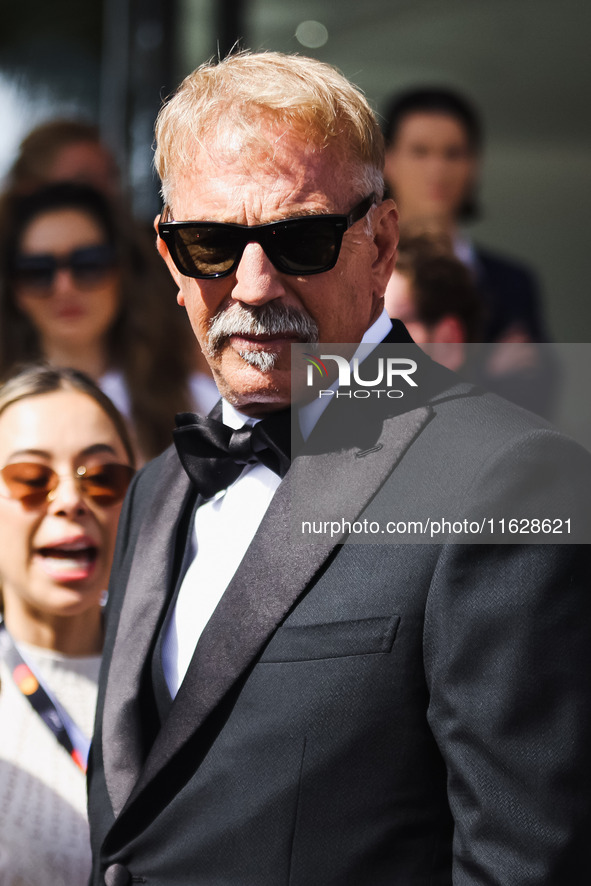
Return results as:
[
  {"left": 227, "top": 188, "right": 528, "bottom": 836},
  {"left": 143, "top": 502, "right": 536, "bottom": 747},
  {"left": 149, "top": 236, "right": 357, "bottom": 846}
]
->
[{"left": 102, "top": 448, "right": 194, "bottom": 817}]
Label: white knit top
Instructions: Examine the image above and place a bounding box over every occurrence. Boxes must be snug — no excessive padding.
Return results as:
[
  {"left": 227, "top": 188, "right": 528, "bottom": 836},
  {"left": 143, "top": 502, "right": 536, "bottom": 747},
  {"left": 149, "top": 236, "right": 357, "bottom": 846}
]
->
[{"left": 0, "top": 642, "right": 101, "bottom": 886}]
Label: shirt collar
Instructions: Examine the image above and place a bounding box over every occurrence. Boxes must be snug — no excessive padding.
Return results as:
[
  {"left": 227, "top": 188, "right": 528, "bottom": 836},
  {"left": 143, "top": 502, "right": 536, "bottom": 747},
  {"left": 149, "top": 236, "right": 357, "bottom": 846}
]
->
[
  {"left": 453, "top": 232, "right": 477, "bottom": 270},
  {"left": 222, "top": 399, "right": 258, "bottom": 430}
]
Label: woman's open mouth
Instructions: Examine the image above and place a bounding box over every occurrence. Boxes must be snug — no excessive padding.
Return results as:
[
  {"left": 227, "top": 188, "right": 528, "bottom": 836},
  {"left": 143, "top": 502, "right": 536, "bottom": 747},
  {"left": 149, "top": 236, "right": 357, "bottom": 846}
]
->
[{"left": 35, "top": 537, "right": 99, "bottom": 582}]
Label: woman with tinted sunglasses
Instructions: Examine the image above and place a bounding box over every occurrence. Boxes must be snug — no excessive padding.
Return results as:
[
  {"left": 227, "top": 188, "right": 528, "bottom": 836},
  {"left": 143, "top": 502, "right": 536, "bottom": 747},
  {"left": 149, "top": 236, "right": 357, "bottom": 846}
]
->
[
  {"left": 0, "top": 364, "right": 135, "bottom": 886},
  {"left": 0, "top": 182, "right": 210, "bottom": 461}
]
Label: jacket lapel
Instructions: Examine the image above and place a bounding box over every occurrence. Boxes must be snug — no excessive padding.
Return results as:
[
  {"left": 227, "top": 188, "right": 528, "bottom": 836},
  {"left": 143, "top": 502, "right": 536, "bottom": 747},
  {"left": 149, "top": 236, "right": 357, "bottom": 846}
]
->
[
  {"left": 119, "top": 395, "right": 434, "bottom": 817},
  {"left": 102, "top": 447, "right": 194, "bottom": 817}
]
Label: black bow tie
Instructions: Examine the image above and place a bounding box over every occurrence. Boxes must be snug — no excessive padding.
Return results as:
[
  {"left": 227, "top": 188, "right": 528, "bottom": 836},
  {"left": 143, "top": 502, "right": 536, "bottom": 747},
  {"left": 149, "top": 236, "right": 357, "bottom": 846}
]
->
[{"left": 173, "top": 409, "right": 293, "bottom": 499}]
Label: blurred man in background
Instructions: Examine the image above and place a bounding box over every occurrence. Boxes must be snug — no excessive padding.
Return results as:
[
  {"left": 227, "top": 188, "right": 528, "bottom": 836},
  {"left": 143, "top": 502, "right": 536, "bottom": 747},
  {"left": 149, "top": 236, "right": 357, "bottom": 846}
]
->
[{"left": 382, "top": 86, "right": 547, "bottom": 345}]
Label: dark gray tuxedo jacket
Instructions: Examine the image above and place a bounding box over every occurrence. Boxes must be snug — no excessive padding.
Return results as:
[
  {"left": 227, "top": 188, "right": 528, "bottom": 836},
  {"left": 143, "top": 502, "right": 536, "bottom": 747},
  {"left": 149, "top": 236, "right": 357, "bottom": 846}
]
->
[{"left": 88, "top": 325, "right": 591, "bottom": 886}]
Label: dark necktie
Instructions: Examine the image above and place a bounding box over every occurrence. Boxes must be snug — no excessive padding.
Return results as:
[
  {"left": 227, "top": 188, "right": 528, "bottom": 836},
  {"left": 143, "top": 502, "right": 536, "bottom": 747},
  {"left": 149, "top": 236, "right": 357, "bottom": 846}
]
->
[{"left": 173, "top": 408, "right": 293, "bottom": 499}]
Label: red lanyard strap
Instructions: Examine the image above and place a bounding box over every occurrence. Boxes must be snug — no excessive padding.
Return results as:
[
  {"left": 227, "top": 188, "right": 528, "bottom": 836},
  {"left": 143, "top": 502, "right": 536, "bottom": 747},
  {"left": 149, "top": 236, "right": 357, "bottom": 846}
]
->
[{"left": 0, "top": 622, "right": 88, "bottom": 772}]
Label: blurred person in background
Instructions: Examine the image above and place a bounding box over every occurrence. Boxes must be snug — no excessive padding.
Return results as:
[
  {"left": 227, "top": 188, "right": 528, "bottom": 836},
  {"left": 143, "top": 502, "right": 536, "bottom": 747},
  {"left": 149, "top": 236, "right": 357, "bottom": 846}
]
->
[
  {"left": 0, "top": 182, "right": 216, "bottom": 461},
  {"left": 0, "top": 364, "right": 135, "bottom": 886},
  {"left": 384, "top": 231, "right": 482, "bottom": 371},
  {"left": 385, "top": 231, "right": 559, "bottom": 416},
  {"left": 4, "top": 119, "right": 122, "bottom": 201},
  {"left": 382, "top": 86, "right": 548, "bottom": 346},
  {"left": 3, "top": 119, "right": 217, "bottom": 410}
]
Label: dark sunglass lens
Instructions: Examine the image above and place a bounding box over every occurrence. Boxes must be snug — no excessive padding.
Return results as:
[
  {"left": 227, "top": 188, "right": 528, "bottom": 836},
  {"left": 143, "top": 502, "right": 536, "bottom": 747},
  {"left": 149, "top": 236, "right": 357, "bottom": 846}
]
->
[
  {"left": 174, "top": 226, "right": 241, "bottom": 277},
  {"left": 70, "top": 245, "right": 116, "bottom": 284},
  {"left": 1, "top": 462, "right": 55, "bottom": 506},
  {"left": 81, "top": 463, "right": 134, "bottom": 505},
  {"left": 272, "top": 219, "right": 340, "bottom": 273},
  {"left": 13, "top": 256, "right": 56, "bottom": 289}
]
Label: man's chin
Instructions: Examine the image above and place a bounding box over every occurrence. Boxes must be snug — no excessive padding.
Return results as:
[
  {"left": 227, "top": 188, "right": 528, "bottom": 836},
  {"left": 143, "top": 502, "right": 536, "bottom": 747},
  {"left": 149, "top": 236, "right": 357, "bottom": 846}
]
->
[
  {"left": 212, "top": 354, "right": 293, "bottom": 415},
  {"left": 223, "top": 339, "right": 295, "bottom": 374}
]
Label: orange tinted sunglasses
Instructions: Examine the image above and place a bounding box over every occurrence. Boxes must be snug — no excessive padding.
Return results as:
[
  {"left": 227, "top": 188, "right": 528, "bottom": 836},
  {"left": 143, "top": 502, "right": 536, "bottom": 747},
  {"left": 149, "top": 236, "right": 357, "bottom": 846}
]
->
[{"left": 0, "top": 461, "right": 134, "bottom": 508}]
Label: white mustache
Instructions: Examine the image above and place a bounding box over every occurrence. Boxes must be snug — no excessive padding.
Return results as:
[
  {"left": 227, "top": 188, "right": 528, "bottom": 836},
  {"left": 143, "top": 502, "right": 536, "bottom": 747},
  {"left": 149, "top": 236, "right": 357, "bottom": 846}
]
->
[{"left": 206, "top": 303, "right": 319, "bottom": 355}]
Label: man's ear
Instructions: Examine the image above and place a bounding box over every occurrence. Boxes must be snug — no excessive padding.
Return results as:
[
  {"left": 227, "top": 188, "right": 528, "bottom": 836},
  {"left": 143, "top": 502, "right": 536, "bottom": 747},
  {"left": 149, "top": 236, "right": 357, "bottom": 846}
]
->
[
  {"left": 371, "top": 198, "right": 399, "bottom": 294},
  {"left": 154, "top": 213, "right": 185, "bottom": 304}
]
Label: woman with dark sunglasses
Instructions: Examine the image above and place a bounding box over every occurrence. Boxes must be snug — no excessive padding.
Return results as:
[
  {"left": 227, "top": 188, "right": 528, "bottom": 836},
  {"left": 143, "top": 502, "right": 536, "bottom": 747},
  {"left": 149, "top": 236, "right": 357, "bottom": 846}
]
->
[
  {"left": 0, "top": 364, "right": 135, "bottom": 886},
  {"left": 0, "top": 182, "right": 212, "bottom": 461}
]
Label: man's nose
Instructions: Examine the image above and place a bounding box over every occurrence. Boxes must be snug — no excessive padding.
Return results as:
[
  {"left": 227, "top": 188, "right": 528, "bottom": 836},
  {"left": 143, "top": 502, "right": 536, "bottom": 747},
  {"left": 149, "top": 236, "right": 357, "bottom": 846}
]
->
[{"left": 231, "top": 242, "right": 287, "bottom": 306}]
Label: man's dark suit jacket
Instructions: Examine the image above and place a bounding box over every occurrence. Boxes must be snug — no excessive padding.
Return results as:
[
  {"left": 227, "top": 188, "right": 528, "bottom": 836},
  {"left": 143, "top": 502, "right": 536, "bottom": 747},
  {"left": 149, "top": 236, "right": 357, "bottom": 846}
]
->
[
  {"left": 88, "top": 324, "right": 591, "bottom": 886},
  {"left": 475, "top": 246, "right": 547, "bottom": 343},
  {"left": 471, "top": 246, "right": 561, "bottom": 420}
]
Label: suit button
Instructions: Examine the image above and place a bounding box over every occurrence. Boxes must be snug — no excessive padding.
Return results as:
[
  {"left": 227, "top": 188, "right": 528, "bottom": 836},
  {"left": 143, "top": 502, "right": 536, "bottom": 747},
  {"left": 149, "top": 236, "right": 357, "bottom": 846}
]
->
[{"left": 104, "top": 863, "right": 131, "bottom": 886}]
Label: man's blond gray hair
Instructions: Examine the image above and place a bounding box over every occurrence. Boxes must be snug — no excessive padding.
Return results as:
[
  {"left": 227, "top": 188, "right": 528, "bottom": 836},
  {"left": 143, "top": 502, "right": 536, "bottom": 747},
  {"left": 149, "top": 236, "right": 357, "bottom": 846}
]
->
[{"left": 154, "top": 51, "right": 385, "bottom": 211}]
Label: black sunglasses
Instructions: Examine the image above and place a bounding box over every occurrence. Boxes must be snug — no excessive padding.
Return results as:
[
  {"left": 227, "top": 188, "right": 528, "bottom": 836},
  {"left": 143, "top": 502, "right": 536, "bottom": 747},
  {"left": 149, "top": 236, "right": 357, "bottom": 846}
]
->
[
  {"left": 0, "top": 461, "right": 135, "bottom": 508},
  {"left": 12, "top": 244, "right": 117, "bottom": 292},
  {"left": 158, "top": 194, "right": 376, "bottom": 279}
]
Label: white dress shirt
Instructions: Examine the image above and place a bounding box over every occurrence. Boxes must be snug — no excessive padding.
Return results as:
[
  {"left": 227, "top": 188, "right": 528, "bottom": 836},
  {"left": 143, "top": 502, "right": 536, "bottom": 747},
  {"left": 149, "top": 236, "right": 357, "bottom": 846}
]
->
[{"left": 162, "top": 310, "right": 393, "bottom": 696}]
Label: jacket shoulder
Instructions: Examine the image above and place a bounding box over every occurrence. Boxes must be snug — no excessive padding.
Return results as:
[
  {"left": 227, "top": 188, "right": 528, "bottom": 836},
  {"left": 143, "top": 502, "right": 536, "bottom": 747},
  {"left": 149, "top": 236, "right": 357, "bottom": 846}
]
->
[{"left": 474, "top": 245, "right": 539, "bottom": 289}]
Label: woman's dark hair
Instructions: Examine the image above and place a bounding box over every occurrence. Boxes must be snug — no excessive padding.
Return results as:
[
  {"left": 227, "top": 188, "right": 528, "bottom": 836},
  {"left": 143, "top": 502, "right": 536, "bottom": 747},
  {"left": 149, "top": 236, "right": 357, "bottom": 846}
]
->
[
  {"left": 8, "top": 181, "right": 118, "bottom": 247},
  {"left": 0, "top": 182, "right": 195, "bottom": 459},
  {"left": 382, "top": 86, "right": 483, "bottom": 221}
]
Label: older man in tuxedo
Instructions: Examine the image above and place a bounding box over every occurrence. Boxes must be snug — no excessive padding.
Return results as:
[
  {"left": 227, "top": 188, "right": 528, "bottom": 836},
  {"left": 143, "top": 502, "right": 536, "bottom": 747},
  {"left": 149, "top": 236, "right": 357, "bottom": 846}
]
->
[{"left": 88, "top": 52, "right": 591, "bottom": 886}]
